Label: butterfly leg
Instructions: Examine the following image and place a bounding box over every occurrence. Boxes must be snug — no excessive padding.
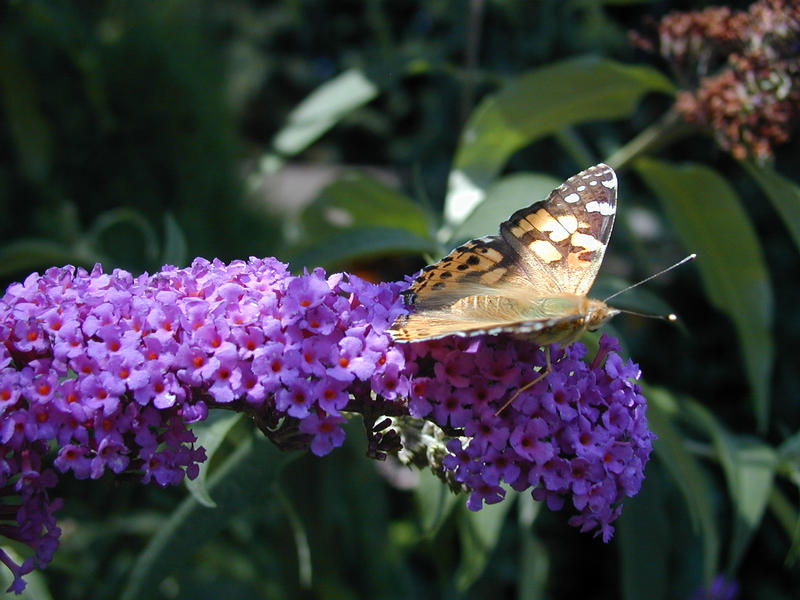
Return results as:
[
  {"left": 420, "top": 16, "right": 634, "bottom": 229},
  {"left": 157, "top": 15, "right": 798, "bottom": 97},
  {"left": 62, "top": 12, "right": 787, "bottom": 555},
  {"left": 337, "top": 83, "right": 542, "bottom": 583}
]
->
[{"left": 494, "top": 346, "right": 552, "bottom": 416}]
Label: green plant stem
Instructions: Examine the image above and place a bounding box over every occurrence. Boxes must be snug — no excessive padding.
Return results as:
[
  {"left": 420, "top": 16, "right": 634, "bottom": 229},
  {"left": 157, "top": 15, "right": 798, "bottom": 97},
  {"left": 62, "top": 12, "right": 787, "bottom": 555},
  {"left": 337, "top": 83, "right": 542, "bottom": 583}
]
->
[
  {"left": 605, "top": 110, "right": 697, "bottom": 171},
  {"left": 555, "top": 127, "right": 596, "bottom": 168}
]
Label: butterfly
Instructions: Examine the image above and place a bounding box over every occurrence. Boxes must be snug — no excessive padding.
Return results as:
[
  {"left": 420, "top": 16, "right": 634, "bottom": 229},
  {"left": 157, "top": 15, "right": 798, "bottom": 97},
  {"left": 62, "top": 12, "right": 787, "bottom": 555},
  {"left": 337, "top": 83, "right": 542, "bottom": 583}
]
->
[{"left": 389, "top": 163, "right": 621, "bottom": 411}]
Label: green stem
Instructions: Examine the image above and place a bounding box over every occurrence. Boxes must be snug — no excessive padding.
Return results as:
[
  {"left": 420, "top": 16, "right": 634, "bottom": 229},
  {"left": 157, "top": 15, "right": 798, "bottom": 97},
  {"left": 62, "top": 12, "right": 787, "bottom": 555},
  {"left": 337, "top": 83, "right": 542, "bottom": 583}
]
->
[
  {"left": 605, "top": 110, "right": 697, "bottom": 171},
  {"left": 555, "top": 127, "right": 596, "bottom": 168}
]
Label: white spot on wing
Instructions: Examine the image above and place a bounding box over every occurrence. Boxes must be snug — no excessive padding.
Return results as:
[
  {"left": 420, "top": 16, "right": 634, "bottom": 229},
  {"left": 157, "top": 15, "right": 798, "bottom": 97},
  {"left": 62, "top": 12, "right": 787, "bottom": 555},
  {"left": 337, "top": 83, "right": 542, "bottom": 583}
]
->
[
  {"left": 563, "top": 192, "right": 580, "bottom": 203},
  {"left": 571, "top": 232, "right": 604, "bottom": 251},
  {"left": 585, "top": 200, "right": 615, "bottom": 215},
  {"left": 556, "top": 215, "right": 579, "bottom": 233},
  {"left": 577, "top": 185, "right": 586, "bottom": 191},
  {"left": 601, "top": 170, "right": 618, "bottom": 189}
]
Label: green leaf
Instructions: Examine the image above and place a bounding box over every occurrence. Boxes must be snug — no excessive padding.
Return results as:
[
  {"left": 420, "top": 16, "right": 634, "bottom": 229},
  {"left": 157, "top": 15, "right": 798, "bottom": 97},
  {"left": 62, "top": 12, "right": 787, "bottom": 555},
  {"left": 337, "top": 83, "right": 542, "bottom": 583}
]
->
[
  {"left": 0, "top": 546, "right": 53, "bottom": 599},
  {"left": 450, "top": 172, "right": 561, "bottom": 243},
  {"left": 646, "top": 386, "right": 719, "bottom": 583},
  {"left": 444, "top": 56, "right": 675, "bottom": 231},
  {"left": 161, "top": 212, "right": 189, "bottom": 268},
  {"left": 288, "top": 173, "right": 437, "bottom": 268},
  {"left": 0, "top": 239, "right": 98, "bottom": 277},
  {"left": 778, "top": 429, "right": 800, "bottom": 461},
  {"left": 517, "top": 494, "right": 547, "bottom": 600},
  {"left": 298, "top": 173, "right": 432, "bottom": 241},
  {"left": 185, "top": 412, "right": 243, "bottom": 508},
  {"left": 636, "top": 158, "right": 774, "bottom": 430},
  {"left": 414, "top": 468, "right": 460, "bottom": 537},
  {"left": 775, "top": 486, "right": 800, "bottom": 564},
  {"left": 272, "top": 69, "right": 379, "bottom": 156},
  {"left": 121, "top": 436, "right": 299, "bottom": 600},
  {"left": 454, "top": 492, "right": 515, "bottom": 591},
  {"left": 683, "top": 399, "right": 776, "bottom": 571},
  {"left": 288, "top": 226, "right": 438, "bottom": 271},
  {"left": 742, "top": 161, "right": 800, "bottom": 256},
  {"left": 618, "top": 463, "right": 670, "bottom": 600},
  {"left": 87, "top": 207, "right": 161, "bottom": 266},
  {"left": 273, "top": 482, "right": 313, "bottom": 589}
]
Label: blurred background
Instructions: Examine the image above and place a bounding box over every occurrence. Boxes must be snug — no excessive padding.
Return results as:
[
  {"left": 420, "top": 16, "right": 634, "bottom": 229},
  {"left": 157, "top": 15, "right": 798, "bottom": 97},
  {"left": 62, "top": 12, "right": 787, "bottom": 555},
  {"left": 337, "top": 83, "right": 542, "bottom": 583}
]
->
[{"left": 1, "top": 1, "right": 799, "bottom": 599}]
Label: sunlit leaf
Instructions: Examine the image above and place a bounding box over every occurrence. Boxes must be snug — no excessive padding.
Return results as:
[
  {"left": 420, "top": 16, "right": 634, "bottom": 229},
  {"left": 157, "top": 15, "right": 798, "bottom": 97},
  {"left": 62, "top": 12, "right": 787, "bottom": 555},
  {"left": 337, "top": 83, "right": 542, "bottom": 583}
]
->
[
  {"left": 273, "top": 69, "right": 379, "bottom": 156},
  {"left": 0, "top": 546, "right": 53, "bottom": 599},
  {"left": 449, "top": 172, "right": 561, "bottom": 243},
  {"left": 444, "top": 56, "right": 675, "bottom": 232},
  {"left": 778, "top": 430, "right": 800, "bottom": 461},
  {"left": 636, "top": 158, "right": 774, "bottom": 430},
  {"left": 185, "top": 412, "right": 243, "bottom": 508},
  {"left": 288, "top": 173, "right": 437, "bottom": 268}
]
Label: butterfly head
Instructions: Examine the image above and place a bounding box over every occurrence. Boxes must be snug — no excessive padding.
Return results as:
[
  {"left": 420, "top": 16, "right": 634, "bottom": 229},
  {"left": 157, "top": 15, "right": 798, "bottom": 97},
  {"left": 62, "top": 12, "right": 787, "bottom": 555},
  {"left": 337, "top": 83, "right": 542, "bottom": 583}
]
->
[{"left": 585, "top": 298, "right": 620, "bottom": 332}]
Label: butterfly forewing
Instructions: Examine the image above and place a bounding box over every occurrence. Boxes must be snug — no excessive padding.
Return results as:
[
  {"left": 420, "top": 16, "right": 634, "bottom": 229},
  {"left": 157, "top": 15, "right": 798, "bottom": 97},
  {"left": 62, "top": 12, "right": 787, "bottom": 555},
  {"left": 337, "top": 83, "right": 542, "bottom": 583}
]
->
[
  {"left": 500, "top": 163, "right": 617, "bottom": 297},
  {"left": 390, "top": 163, "right": 619, "bottom": 343}
]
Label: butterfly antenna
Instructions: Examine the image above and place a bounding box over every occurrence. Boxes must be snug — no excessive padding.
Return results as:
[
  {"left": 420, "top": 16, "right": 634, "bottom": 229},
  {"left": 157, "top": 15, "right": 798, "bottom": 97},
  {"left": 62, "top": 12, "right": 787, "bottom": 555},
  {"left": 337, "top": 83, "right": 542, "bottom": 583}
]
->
[
  {"left": 616, "top": 308, "right": 678, "bottom": 322},
  {"left": 603, "top": 254, "right": 697, "bottom": 303}
]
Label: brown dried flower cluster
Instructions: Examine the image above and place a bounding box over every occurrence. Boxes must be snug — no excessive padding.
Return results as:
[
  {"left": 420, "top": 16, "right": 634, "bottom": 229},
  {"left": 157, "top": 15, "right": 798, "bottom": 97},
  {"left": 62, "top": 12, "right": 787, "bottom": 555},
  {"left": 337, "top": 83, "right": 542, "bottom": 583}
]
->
[{"left": 633, "top": 0, "right": 800, "bottom": 160}]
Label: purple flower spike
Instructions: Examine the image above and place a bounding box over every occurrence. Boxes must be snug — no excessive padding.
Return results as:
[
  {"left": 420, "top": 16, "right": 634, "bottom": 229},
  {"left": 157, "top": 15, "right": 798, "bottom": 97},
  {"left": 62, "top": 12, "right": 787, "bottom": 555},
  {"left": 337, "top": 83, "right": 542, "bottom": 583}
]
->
[
  {"left": 405, "top": 331, "right": 655, "bottom": 541},
  {"left": 0, "top": 257, "right": 415, "bottom": 592}
]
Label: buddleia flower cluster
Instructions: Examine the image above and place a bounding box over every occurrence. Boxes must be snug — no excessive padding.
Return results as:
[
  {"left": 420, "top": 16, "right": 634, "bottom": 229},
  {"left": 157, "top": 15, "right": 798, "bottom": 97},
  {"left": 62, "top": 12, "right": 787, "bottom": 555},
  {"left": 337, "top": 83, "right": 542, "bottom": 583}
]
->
[
  {"left": 0, "top": 257, "right": 408, "bottom": 593},
  {"left": 632, "top": 0, "right": 800, "bottom": 160},
  {"left": 402, "top": 332, "right": 655, "bottom": 542},
  {"left": 0, "top": 256, "right": 653, "bottom": 592}
]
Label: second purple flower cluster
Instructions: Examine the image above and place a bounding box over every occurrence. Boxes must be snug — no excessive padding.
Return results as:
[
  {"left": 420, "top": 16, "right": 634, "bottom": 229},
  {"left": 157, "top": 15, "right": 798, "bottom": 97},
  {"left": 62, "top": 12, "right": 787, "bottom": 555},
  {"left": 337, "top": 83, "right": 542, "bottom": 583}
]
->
[{"left": 404, "top": 333, "right": 655, "bottom": 542}]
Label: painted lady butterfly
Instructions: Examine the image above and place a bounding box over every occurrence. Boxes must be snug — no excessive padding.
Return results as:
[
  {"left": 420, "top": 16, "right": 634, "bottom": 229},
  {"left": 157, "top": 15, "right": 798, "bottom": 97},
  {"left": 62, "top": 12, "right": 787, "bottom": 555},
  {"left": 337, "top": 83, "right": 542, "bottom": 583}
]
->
[{"left": 390, "top": 163, "right": 620, "bottom": 346}]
